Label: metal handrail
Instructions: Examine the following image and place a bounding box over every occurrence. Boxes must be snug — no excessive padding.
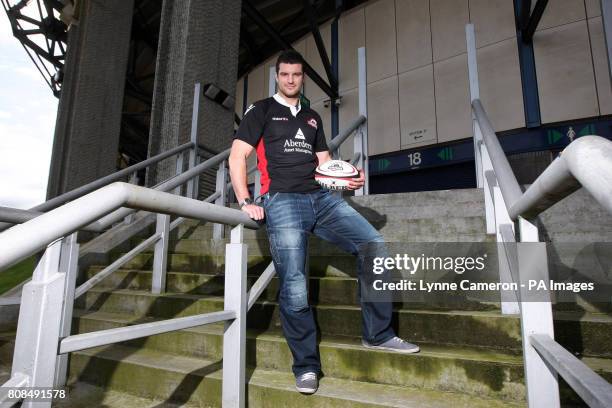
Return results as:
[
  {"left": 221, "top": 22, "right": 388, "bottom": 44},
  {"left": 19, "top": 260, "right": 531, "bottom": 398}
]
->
[
  {"left": 473, "top": 99, "right": 612, "bottom": 221},
  {"left": 0, "top": 182, "right": 253, "bottom": 406},
  {"left": 531, "top": 334, "right": 612, "bottom": 408},
  {"left": 0, "top": 182, "right": 257, "bottom": 271},
  {"left": 0, "top": 142, "right": 194, "bottom": 227},
  {"left": 472, "top": 99, "right": 612, "bottom": 408},
  {"left": 87, "top": 148, "right": 232, "bottom": 232},
  {"left": 508, "top": 135, "right": 612, "bottom": 220},
  {"left": 328, "top": 115, "right": 366, "bottom": 152},
  {"left": 472, "top": 99, "right": 523, "bottom": 207}
]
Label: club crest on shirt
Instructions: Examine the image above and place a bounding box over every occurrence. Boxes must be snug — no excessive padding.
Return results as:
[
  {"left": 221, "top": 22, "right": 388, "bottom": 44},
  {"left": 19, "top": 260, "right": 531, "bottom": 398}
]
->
[{"left": 307, "top": 118, "right": 318, "bottom": 129}]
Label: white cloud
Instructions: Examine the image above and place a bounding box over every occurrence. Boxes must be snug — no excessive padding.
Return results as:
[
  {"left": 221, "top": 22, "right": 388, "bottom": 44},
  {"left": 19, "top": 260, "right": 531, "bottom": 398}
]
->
[{"left": 0, "top": 5, "right": 58, "bottom": 210}]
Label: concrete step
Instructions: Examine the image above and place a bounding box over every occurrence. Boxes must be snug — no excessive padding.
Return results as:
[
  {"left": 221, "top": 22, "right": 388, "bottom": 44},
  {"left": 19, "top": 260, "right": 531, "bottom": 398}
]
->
[
  {"left": 129, "top": 232, "right": 496, "bottom": 257},
  {"left": 0, "top": 363, "right": 9, "bottom": 386},
  {"left": 68, "top": 343, "right": 524, "bottom": 407},
  {"left": 54, "top": 381, "right": 173, "bottom": 408},
  {"left": 74, "top": 288, "right": 612, "bottom": 357},
  {"left": 71, "top": 309, "right": 525, "bottom": 401},
  {"left": 106, "top": 253, "right": 360, "bottom": 277},
  {"left": 73, "top": 288, "right": 522, "bottom": 351},
  {"left": 173, "top": 217, "right": 491, "bottom": 242},
  {"left": 537, "top": 189, "right": 612, "bottom": 243},
  {"left": 0, "top": 330, "right": 15, "bottom": 368},
  {"left": 85, "top": 267, "right": 501, "bottom": 311}
]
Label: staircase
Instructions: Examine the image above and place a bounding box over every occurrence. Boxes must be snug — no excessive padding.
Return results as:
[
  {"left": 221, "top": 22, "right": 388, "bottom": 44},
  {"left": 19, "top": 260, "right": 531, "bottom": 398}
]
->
[{"left": 2, "top": 188, "right": 611, "bottom": 407}]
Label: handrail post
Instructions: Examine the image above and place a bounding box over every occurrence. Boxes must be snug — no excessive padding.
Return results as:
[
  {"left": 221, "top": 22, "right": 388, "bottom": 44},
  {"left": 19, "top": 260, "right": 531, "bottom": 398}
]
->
[
  {"left": 480, "top": 141, "right": 496, "bottom": 234},
  {"left": 174, "top": 151, "right": 185, "bottom": 196},
  {"left": 194, "top": 154, "right": 202, "bottom": 200},
  {"left": 188, "top": 83, "right": 201, "bottom": 199},
  {"left": 222, "top": 224, "right": 247, "bottom": 407},
  {"left": 152, "top": 213, "right": 170, "bottom": 294},
  {"left": 466, "top": 23, "right": 484, "bottom": 189},
  {"left": 54, "top": 233, "right": 80, "bottom": 387},
  {"left": 466, "top": 24, "right": 495, "bottom": 234},
  {"left": 214, "top": 160, "right": 228, "bottom": 241},
  {"left": 355, "top": 46, "right": 369, "bottom": 196},
  {"left": 10, "top": 240, "right": 66, "bottom": 407},
  {"left": 124, "top": 172, "right": 139, "bottom": 225},
  {"left": 492, "top": 187, "right": 520, "bottom": 315},
  {"left": 518, "top": 218, "right": 560, "bottom": 408}
]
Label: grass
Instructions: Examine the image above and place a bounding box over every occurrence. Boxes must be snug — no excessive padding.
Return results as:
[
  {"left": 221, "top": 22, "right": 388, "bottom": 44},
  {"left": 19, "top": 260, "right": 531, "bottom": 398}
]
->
[{"left": 0, "top": 256, "right": 36, "bottom": 296}]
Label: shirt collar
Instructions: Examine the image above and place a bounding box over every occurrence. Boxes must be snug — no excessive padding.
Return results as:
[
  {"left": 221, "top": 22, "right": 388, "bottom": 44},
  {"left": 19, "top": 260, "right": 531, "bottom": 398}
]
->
[{"left": 273, "top": 93, "right": 301, "bottom": 117}]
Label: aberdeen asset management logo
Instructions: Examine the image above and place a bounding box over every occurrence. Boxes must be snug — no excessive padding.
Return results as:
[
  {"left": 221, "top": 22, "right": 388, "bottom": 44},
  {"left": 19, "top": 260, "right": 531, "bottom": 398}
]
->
[{"left": 295, "top": 128, "right": 305, "bottom": 140}]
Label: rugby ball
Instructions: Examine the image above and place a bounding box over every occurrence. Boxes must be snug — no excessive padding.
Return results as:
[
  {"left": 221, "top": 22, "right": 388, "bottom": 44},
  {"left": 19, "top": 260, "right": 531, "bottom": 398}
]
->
[{"left": 315, "top": 160, "right": 360, "bottom": 190}]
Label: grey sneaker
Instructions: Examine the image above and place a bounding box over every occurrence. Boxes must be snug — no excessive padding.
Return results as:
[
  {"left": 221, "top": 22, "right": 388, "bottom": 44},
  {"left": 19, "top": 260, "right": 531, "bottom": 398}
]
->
[
  {"left": 362, "top": 336, "right": 420, "bottom": 354},
  {"left": 295, "top": 371, "right": 318, "bottom": 394}
]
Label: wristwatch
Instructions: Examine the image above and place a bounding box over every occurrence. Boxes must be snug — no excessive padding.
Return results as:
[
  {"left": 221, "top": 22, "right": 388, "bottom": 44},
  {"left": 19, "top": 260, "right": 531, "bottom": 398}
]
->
[{"left": 239, "top": 198, "right": 254, "bottom": 208}]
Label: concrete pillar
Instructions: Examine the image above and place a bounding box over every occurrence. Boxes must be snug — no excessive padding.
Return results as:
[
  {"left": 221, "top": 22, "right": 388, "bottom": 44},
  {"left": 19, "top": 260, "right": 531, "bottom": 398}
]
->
[
  {"left": 47, "top": 0, "right": 134, "bottom": 198},
  {"left": 146, "top": 0, "right": 242, "bottom": 186}
]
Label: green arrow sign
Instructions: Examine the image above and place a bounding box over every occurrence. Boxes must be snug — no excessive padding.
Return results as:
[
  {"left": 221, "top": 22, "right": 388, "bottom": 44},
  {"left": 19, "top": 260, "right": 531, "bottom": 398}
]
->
[
  {"left": 437, "top": 147, "right": 453, "bottom": 161},
  {"left": 547, "top": 130, "right": 564, "bottom": 144},
  {"left": 578, "top": 124, "right": 595, "bottom": 137},
  {"left": 377, "top": 159, "right": 391, "bottom": 171}
]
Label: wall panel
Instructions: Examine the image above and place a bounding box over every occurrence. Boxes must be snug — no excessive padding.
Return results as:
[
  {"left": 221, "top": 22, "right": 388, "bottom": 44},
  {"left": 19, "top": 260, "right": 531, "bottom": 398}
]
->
[
  {"left": 431, "top": 0, "right": 468, "bottom": 62},
  {"left": 365, "top": 0, "right": 397, "bottom": 82},
  {"left": 534, "top": 20, "right": 599, "bottom": 123},
  {"left": 396, "top": 0, "right": 432, "bottom": 73},
  {"left": 339, "top": 8, "right": 365, "bottom": 92},
  {"left": 537, "top": 0, "right": 585, "bottom": 31},
  {"left": 434, "top": 53, "right": 472, "bottom": 143},
  {"left": 367, "top": 76, "right": 400, "bottom": 155},
  {"left": 588, "top": 16, "right": 612, "bottom": 115},
  {"left": 477, "top": 38, "right": 525, "bottom": 131},
  {"left": 468, "top": 0, "right": 516, "bottom": 47},
  {"left": 399, "top": 65, "right": 437, "bottom": 149}
]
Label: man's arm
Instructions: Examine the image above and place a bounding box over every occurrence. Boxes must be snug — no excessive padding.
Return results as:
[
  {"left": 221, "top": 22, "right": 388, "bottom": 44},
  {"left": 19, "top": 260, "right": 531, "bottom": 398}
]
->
[
  {"left": 315, "top": 150, "right": 331, "bottom": 165},
  {"left": 229, "top": 139, "right": 265, "bottom": 220}
]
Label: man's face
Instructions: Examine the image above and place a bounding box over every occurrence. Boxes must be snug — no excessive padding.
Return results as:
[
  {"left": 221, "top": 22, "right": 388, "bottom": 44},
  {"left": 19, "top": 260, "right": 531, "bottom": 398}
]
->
[{"left": 276, "top": 62, "right": 303, "bottom": 99}]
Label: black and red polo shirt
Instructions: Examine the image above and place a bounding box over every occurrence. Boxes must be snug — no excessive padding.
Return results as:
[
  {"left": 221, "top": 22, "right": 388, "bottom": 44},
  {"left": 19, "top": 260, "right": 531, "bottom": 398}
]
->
[{"left": 234, "top": 94, "right": 329, "bottom": 195}]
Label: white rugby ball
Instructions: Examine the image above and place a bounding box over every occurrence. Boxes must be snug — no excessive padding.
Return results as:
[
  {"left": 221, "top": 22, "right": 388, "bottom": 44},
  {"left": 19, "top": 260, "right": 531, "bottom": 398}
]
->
[{"left": 315, "top": 160, "right": 360, "bottom": 190}]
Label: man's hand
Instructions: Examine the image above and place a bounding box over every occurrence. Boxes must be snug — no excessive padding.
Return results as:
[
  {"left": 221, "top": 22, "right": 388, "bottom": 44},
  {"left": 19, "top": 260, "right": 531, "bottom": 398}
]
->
[
  {"left": 241, "top": 203, "right": 265, "bottom": 220},
  {"left": 347, "top": 169, "right": 365, "bottom": 190}
]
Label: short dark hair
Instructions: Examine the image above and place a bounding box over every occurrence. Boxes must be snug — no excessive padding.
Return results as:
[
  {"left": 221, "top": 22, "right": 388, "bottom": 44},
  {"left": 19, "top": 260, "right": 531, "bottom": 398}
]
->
[{"left": 275, "top": 50, "right": 304, "bottom": 74}]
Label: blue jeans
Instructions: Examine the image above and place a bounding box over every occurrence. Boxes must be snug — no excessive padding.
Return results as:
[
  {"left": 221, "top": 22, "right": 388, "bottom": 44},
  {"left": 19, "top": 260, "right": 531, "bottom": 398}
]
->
[{"left": 263, "top": 189, "right": 396, "bottom": 376}]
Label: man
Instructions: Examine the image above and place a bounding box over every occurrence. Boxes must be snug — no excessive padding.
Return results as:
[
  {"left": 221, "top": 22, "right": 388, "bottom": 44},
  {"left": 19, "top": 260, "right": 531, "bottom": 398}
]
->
[{"left": 229, "top": 50, "right": 419, "bottom": 395}]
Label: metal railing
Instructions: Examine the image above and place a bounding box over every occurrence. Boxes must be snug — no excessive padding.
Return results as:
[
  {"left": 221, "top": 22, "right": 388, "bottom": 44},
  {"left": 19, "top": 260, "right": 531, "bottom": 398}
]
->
[
  {"left": 0, "top": 183, "right": 258, "bottom": 408},
  {"left": 466, "top": 23, "right": 612, "bottom": 408}
]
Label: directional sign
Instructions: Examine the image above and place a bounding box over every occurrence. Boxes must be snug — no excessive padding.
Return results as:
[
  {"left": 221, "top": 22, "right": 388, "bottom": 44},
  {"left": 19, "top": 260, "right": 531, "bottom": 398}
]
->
[
  {"left": 547, "top": 130, "right": 564, "bottom": 144},
  {"left": 437, "top": 147, "right": 454, "bottom": 161},
  {"left": 369, "top": 118, "right": 612, "bottom": 176}
]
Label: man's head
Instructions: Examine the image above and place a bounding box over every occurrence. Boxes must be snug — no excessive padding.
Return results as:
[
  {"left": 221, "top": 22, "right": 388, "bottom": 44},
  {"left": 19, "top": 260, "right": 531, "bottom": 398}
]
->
[{"left": 275, "top": 50, "right": 304, "bottom": 99}]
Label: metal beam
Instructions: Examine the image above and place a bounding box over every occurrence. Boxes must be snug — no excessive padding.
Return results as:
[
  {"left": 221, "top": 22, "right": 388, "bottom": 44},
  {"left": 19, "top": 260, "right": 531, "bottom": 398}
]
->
[
  {"left": 242, "top": 0, "right": 338, "bottom": 99},
  {"left": 303, "top": 0, "right": 337, "bottom": 91},
  {"left": 518, "top": 0, "right": 531, "bottom": 30},
  {"left": 522, "top": 0, "right": 548, "bottom": 43}
]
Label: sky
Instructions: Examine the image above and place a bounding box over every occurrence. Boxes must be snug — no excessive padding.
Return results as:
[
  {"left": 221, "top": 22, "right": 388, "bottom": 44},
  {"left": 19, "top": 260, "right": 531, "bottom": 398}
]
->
[{"left": 0, "top": 7, "right": 58, "bottom": 209}]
